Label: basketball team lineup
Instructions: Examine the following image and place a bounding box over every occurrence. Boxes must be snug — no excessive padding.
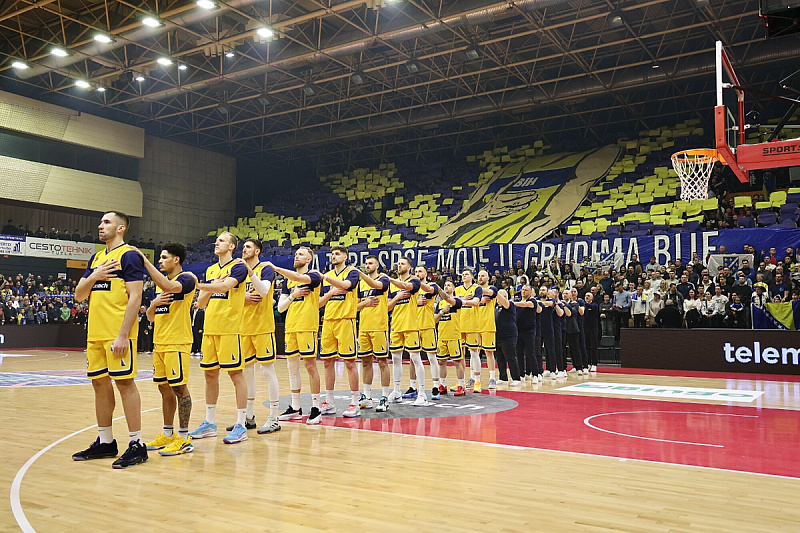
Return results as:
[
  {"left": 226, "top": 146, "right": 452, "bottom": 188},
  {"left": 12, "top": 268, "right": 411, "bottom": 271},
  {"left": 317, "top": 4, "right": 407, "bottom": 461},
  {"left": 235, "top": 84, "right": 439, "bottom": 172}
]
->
[{"left": 3, "top": 211, "right": 800, "bottom": 532}]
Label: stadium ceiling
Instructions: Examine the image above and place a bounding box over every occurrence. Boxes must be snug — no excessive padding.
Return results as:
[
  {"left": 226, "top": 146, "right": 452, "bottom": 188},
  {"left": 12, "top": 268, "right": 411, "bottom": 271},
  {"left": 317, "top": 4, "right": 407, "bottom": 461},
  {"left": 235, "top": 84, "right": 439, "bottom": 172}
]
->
[{"left": 0, "top": 0, "right": 797, "bottom": 170}]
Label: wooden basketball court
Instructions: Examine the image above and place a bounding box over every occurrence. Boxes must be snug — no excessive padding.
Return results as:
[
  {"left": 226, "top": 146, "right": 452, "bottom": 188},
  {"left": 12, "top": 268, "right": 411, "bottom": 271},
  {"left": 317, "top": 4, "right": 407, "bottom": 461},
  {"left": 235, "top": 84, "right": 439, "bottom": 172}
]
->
[{"left": 2, "top": 348, "right": 799, "bottom": 532}]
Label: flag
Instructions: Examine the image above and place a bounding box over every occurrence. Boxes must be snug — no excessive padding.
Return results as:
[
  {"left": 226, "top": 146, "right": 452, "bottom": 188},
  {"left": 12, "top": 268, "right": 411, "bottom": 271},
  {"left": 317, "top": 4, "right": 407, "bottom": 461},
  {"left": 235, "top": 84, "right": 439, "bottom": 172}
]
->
[
  {"left": 752, "top": 301, "right": 800, "bottom": 330},
  {"left": 707, "top": 254, "right": 754, "bottom": 277}
]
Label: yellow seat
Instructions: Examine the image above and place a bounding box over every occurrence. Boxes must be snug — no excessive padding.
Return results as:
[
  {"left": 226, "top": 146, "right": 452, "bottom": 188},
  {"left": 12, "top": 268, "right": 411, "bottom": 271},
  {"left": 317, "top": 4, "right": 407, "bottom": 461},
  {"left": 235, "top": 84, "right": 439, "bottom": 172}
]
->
[
  {"left": 650, "top": 204, "right": 668, "bottom": 215},
  {"left": 650, "top": 215, "right": 669, "bottom": 225}
]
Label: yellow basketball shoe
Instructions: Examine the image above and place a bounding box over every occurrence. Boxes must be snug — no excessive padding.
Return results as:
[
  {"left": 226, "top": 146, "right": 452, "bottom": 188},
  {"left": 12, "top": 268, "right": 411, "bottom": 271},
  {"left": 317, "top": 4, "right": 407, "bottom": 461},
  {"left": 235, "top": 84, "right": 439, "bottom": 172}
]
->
[
  {"left": 145, "top": 432, "right": 178, "bottom": 451},
  {"left": 158, "top": 436, "right": 194, "bottom": 456},
  {"left": 473, "top": 381, "right": 482, "bottom": 393}
]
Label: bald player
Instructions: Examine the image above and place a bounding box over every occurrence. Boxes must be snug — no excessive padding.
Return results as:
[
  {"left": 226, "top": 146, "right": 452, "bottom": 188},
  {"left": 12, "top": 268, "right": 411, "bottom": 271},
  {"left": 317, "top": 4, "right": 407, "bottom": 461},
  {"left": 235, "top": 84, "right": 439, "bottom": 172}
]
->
[
  {"left": 356, "top": 255, "right": 392, "bottom": 412},
  {"left": 474, "top": 269, "right": 499, "bottom": 390}
]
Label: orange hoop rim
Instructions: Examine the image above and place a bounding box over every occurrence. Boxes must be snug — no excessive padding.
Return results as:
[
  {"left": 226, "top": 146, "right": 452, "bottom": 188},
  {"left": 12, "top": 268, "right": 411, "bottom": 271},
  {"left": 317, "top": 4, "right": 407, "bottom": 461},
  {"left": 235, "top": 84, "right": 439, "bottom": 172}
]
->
[{"left": 671, "top": 148, "right": 724, "bottom": 165}]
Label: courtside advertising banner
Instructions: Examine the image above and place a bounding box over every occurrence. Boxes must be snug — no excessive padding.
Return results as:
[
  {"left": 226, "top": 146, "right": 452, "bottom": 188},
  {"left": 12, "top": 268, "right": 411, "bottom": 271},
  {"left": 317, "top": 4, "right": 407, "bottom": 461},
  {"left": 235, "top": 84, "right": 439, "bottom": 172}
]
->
[
  {"left": 25, "top": 237, "right": 96, "bottom": 260},
  {"left": 0, "top": 234, "right": 25, "bottom": 256}
]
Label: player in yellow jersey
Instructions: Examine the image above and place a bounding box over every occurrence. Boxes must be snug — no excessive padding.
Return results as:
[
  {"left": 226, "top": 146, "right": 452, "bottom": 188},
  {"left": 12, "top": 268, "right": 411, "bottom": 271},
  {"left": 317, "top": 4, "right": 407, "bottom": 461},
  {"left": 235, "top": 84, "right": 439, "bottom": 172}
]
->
[
  {"left": 387, "top": 257, "right": 434, "bottom": 406},
  {"left": 190, "top": 232, "right": 250, "bottom": 444},
  {"left": 72, "top": 211, "right": 147, "bottom": 469},
  {"left": 435, "top": 282, "right": 479, "bottom": 396},
  {"left": 317, "top": 245, "right": 362, "bottom": 417},
  {"left": 233, "top": 238, "right": 281, "bottom": 435},
  {"left": 404, "top": 265, "right": 442, "bottom": 400},
  {"left": 268, "top": 247, "right": 324, "bottom": 425},
  {"left": 475, "top": 270, "right": 499, "bottom": 391},
  {"left": 454, "top": 269, "right": 484, "bottom": 392},
  {"left": 356, "top": 255, "right": 392, "bottom": 412},
  {"left": 134, "top": 243, "right": 197, "bottom": 456}
]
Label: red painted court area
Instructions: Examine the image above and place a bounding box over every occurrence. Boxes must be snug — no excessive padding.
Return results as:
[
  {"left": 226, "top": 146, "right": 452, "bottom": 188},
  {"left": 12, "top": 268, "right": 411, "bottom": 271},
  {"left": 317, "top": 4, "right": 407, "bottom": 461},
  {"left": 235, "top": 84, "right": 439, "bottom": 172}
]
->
[{"left": 290, "top": 391, "right": 800, "bottom": 478}]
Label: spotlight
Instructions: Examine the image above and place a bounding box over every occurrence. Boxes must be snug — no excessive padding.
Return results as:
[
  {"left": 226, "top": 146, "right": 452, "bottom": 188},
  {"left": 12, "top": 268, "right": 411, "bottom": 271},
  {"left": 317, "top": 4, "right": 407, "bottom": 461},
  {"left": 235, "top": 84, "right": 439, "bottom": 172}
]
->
[
  {"left": 608, "top": 11, "right": 624, "bottom": 28},
  {"left": 142, "top": 16, "right": 164, "bottom": 27},
  {"left": 256, "top": 27, "right": 274, "bottom": 39},
  {"left": 178, "top": 64, "right": 188, "bottom": 70},
  {"left": 11, "top": 61, "right": 29, "bottom": 70},
  {"left": 50, "top": 47, "right": 70, "bottom": 57},
  {"left": 465, "top": 46, "right": 480, "bottom": 60},
  {"left": 196, "top": 0, "right": 216, "bottom": 9},
  {"left": 74, "top": 80, "right": 91, "bottom": 88},
  {"left": 405, "top": 60, "right": 419, "bottom": 73},
  {"left": 303, "top": 83, "right": 316, "bottom": 96},
  {"left": 96, "top": 86, "right": 106, "bottom": 92},
  {"left": 217, "top": 103, "right": 229, "bottom": 115},
  {"left": 93, "top": 34, "right": 115, "bottom": 44},
  {"left": 351, "top": 71, "right": 364, "bottom": 85},
  {"left": 135, "top": 75, "right": 145, "bottom": 82},
  {"left": 157, "top": 57, "right": 173, "bottom": 66},
  {"left": 257, "top": 95, "right": 271, "bottom": 106},
  {"left": 225, "top": 50, "right": 235, "bottom": 58}
]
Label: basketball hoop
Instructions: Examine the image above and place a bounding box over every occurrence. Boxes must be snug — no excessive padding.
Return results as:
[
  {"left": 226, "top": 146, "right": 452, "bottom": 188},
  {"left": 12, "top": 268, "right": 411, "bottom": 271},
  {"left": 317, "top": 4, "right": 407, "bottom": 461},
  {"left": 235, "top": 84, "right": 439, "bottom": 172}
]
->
[{"left": 671, "top": 149, "right": 720, "bottom": 201}]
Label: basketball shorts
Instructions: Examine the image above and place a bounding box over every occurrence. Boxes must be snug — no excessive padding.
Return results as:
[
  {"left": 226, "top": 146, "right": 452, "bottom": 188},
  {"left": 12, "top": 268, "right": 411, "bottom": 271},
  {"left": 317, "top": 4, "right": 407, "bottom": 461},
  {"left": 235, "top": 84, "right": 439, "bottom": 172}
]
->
[
  {"left": 437, "top": 339, "right": 462, "bottom": 361},
  {"left": 285, "top": 331, "right": 318, "bottom": 359},
  {"left": 358, "top": 330, "right": 389, "bottom": 358},
  {"left": 201, "top": 334, "right": 244, "bottom": 371},
  {"left": 419, "top": 328, "right": 436, "bottom": 353},
  {"left": 462, "top": 332, "right": 482, "bottom": 349},
  {"left": 390, "top": 330, "right": 421, "bottom": 352},
  {"left": 86, "top": 339, "right": 137, "bottom": 380},
  {"left": 241, "top": 333, "right": 276, "bottom": 364},
  {"left": 480, "top": 332, "right": 496, "bottom": 351},
  {"left": 320, "top": 318, "right": 357, "bottom": 360},
  {"left": 153, "top": 348, "right": 190, "bottom": 386}
]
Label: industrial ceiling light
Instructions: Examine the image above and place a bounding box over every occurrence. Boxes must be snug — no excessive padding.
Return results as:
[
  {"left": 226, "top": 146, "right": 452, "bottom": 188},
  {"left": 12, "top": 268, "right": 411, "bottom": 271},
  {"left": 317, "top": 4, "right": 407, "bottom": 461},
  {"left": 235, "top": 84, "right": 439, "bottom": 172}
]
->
[
  {"left": 405, "top": 60, "right": 419, "bottom": 73},
  {"left": 257, "top": 95, "right": 271, "bottom": 106},
  {"left": 351, "top": 70, "right": 365, "bottom": 85},
  {"left": 465, "top": 45, "right": 480, "bottom": 60},
  {"left": 142, "top": 16, "right": 164, "bottom": 27},
  {"left": 93, "top": 33, "right": 115, "bottom": 44},
  {"left": 96, "top": 86, "right": 106, "bottom": 92},
  {"left": 135, "top": 75, "right": 145, "bottom": 82},
  {"left": 196, "top": 0, "right": 217, "bottom": 9},
  {"left": 217, "top": 103, "right": 229, "bottom": 115},
  {"left": 11, "top": 60, "right": 29, "bottom": 69},
  {"left": 303, "top": 83, "right": 316, "bottom": 96},
  {"left": 695, "top": 0, "right": 710, "bottom": 6},
  {"left": 178, "top": 64, "right": 188, "bottom": 70},
  {"left": 256, "top": 26, "right": 274, "bottom": 39},
  {"left": 74, "top": 80, "right": 91, "bottom": 88},
  {"left": 608, "top": 10, "right": 624, "bottom": 28},
  {"left": 225, "top": 50, "right": 235, "bottom": 58},
  {"left": 157, "top": 57, "right": 173, "bottom": 66},
  {"left": 50, "top": 47, "right": 70, "bottom": 57}
]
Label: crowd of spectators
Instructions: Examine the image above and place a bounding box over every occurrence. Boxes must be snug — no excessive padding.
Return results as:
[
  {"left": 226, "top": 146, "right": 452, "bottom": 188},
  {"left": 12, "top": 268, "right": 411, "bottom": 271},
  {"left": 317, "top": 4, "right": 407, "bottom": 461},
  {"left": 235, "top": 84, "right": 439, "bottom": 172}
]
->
[
  {"left": 1, "top": 218, "right": 157, "bottom": 249},
  {"left": 0, "top": 273, "right": 85, "bottom": 326}
]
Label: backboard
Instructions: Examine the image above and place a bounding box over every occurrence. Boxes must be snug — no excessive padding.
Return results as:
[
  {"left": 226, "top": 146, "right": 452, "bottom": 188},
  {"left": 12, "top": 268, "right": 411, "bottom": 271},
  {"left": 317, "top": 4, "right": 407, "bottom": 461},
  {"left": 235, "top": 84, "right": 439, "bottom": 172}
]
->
[{"left": 714, "top": 41, "right": 800, "bottom": 183}]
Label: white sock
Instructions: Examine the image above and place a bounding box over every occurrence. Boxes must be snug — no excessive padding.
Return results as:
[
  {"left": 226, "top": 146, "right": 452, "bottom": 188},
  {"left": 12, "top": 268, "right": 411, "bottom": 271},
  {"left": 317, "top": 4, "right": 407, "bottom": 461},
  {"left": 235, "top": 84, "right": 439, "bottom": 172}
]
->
[
  {"left": 291, "top": 392, "right": 301, "bottom": 410},
  {"left": 458, "top": 378, "right": 465, "bottom": 387},
  {"left": 490, "top": 370, "right": 497, "bottom": 380},
  {"left": 206, "top": 404, "right": 216, "bottom": 424},
  {"left": 98, "top": 426, "right": 113, "bottom": 444},
  {"left": 261, "top": 364, "right": 280, "bottom": 418},
  {"left": 311, "top": 393, "right": 320, "bottom": 409},
  {"left": 391, "top": 351, "right": 403, "bottom": 390},
  {"left": 426, "top": 352, "right": 440, "bottom": 380},
  {"left": 433, "top": 378, "right": 440, "bottom": 388},
  {"left": 128, "top": 430, "right": 142, "bottom": 444},
  {"left": 351, "top": 391, "right": 359, "bottom": 406},
  {"left": 236, "top": 408, "right": 247, "bottom": 427},
  {"left": 326, "top": 390, "right": 335, "bottom": 405},
  {"left": 246, "top": 399, "right": 255, "bottom": 419},
  {"left": 409, "top": 352, "right": 425, "bottom": 390},
  {"left": 364, "top": 384, "right": 372, "bottom": 399},
  {"left": 410, "top": 379, "right": 417, "bottom": 390},
  {"left": 163, "top": 425, "right": 174, "bottom": 437},
  {"left": 441, "top": 378, "right": 447, "bottom": 387},
  {"left": 178, "top": 427, "right": 188, "bottom": 438},
  {"left": 382, "top": 386, "right": 390, "bottom": 398}
]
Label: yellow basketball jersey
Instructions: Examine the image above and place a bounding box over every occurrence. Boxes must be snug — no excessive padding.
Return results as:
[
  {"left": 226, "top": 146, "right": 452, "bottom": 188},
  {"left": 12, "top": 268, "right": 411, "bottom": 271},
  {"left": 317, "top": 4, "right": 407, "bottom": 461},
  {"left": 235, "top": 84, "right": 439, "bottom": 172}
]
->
[
  {"left": 454, "top": 283, "right": 481, "bottom": 333},
  {"left": 358, "top": 275, "right": 390, "bottom": 332},
  {"left": 241, "top": 262, "right": 276, "bottom": 334},
  {"left": 154, "top": 272, "right": 196, "bottom": 349},
  {"left": 84, "top": 243, "right": 144, "bottom": 341},
  {"left": 476, "top": 285, "right": 498, "bottom": 332},
  {"left": 436, "top": 298, "right": 463, "bottom": 341},
  {"left": 283, "top": 271, "right": 322, "bottom": 333},
  {"left": 322, "top": 267, "right": 361, "bottom": 321},
  {"left": 203, "top": 259, "right": 248, "bottom": 335},
  {"left": 389, "top": 276, "right": 421, "bottom": 332},
  {"left": 417, "top": 282, "right": 438, "bottom": 330}
]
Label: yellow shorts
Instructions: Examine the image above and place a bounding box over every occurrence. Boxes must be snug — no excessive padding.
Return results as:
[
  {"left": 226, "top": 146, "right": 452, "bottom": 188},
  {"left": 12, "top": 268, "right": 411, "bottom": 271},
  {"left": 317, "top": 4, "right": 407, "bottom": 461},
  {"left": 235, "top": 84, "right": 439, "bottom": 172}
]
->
[
  {"left": 437, "top": 339, "right": 462, "bottom": 361},
  {"left": 200, "top": 334, "right": 243, "bottom": 371},
  {"left": 419, "top": 328, "right": 436, "bottom": 353},
  {"left": 480, "top": 332, "right": 496, "bottom": 351},
  {"left": 463, "top": 332, "right": 481, "bottom": 349},
  {"left": 390, "top": 330, "right": 421, "bottom": 352},
  {"left": 241, "top": 333, "right": 276, "bottom": 364},
  {"left": 358, "top": 330, "right": 389, "bottom": 358},
  {"left": 320, "top": 318, "right": 357, "bottom": 359},
  {"left": 86, "top": 339, "right": 137, "bottom": 380},
  {"left": 153, "top": 348, "right": 190, "bottom": 386},
  {"left": 285, "top": 331, "right": 318, "bottom": 359}
]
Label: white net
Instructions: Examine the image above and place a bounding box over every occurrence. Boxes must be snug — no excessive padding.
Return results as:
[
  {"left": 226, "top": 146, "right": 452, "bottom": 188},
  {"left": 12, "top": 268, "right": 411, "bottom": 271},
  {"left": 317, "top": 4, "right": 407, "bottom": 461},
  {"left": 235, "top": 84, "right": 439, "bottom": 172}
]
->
[{"left": 671, "top": 149, "right": 719, "bottom": 201}]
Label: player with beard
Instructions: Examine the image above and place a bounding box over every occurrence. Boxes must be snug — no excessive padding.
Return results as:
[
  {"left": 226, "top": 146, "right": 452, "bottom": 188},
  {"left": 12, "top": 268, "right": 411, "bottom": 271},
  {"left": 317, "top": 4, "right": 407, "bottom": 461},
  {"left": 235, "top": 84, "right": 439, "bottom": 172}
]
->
[
  {"left": 356, "top": 255, "right": 392, "bottom": 412},
  {"left": 454, "top": 269, "right": 482, "bottom": 392},
  {"left": 434, "top": 282, "right": 478, "bottom": 396},
  {"left": 474, "top": 270, "right": 499, "bottom": 390},
  {"left": 405, "top": 265, "right": 441, "bottom": 400}
]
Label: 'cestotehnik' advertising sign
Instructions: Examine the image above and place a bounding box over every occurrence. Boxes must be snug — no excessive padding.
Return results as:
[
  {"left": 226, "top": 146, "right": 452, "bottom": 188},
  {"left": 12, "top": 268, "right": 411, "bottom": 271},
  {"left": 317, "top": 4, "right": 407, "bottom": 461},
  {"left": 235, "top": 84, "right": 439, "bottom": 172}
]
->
[{"left": 25, "top": 237, "right": 96, "bottom": 260}]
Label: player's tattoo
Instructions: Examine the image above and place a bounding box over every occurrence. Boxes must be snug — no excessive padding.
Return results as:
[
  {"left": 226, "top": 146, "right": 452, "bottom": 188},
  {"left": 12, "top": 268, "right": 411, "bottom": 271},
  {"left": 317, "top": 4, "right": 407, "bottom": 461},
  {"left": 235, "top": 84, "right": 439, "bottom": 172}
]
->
[{"left": 176, "top": 390, "right": 192, "bottom": 429}]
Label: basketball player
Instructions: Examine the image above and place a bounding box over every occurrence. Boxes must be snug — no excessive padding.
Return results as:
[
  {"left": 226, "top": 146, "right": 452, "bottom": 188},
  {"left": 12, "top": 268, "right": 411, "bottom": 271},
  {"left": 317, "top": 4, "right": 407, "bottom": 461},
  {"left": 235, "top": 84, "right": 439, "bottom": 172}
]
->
[
  {"left": 356, "top": 255, "right": 392, "bottom": 412},
  {"left": 434, "top": 282, "right": 476, "bottom": 396},
  {"left": 235, "top": 238, "right": 281, "bottom": 435},
  {"left": 474, "top": 270, "right": 499, "bottom": 390},
  {"left": 267, "top": 249, "right": 324, "bottom": 425},
  {"left": 454, "top": 269, "right": 482, "bottom": 391},
  {"left": 387, "top": 257, "right": 434, "bottom": 406},
  {"left": 318, "top": 246, "right": 362, "bottom": 417},
  {"left": 189, "top": 232, "right": 250, "bottom": 444},
  {"left": 405, "top": 265, "right": 440, "bottom": 400},
  {"left": 137, "top": 244, "right": 197, "bottom": 456},
  {"left": 72, "top": 211, "right": 147, "bottom": 469}
]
